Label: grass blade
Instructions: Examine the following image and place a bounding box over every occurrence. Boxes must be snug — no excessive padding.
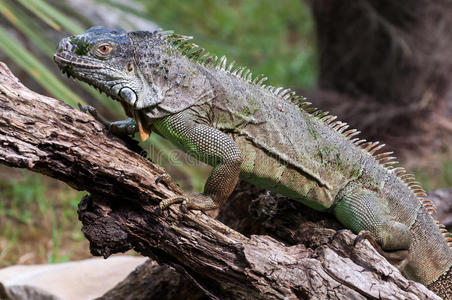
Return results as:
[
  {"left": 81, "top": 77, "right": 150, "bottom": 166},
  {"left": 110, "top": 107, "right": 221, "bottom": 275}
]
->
[
  {"left": 15, "top": 0, "right": 84, "bottom": 34},
  {"left": 0, "top": 27, "right": 84, "bottom": 107}
]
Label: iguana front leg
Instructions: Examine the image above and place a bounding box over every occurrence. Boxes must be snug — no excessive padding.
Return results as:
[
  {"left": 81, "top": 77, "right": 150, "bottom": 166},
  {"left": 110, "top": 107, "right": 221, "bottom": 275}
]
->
[
  {"left": 79, "top": 104, "right": 136, "bottom": 136},
  {"left": 154, "top": 110, "right": 243, "bottom": 211}
]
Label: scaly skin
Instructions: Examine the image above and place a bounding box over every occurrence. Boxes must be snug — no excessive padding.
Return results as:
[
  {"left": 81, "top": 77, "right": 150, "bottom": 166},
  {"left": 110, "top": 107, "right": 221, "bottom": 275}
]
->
[{"left": 54, "top": 27, "right": 452, "bottom": 298}]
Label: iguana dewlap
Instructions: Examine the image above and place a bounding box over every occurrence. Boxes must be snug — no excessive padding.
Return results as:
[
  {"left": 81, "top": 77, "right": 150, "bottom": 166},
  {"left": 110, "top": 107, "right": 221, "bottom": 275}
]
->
[{"left": 54, "top": 27, "right": 452, "bottom": 298}]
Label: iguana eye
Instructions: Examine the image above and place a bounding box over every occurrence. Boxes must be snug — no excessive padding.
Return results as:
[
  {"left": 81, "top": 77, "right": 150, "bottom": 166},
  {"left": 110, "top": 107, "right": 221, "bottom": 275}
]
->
[{"left": 96, "top": 44, "right": 112, "bottom": 55}]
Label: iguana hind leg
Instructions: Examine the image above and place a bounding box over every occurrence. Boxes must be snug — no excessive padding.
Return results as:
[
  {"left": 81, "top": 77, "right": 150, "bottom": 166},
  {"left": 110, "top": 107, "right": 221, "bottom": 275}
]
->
[
  {"left": 154, "top": 111, "right": 243, "bottom": 211},
  {"left": 333, "top": 182, "right": 411, "bottom": 268},
  {"left": 355, "top": 231, "right": 410, "bottom": 270},
  {"left": 160, "top": 193, "right": 218, "bottom": 211}
]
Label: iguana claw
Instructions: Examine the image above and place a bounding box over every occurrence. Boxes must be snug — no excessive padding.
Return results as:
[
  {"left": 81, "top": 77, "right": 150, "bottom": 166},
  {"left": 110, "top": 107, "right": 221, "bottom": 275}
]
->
[
  {"left": 155, "top": 173, "right": 181, "bottom": 190},
  {"left": 156, "top": 174, "right": 218, "bottom": 211},
  {"left": 159, "top": 195, "right": 187, "bottom": 210},
  {"left": 78, "top": 103, "right": 136, "bottom": 136},
  {"left": 78, "top": 103, "right": 109, "bottom": 126},
  {"left": 78, "top": 103, "right": 98, "bottom": 118},
  {"left": 155, "top": 174, "right": 167, "bottom": 184},
  {"left": 332, "top": 229, "right": 348, "bottom": 241},
  {"left": 159, "top": 193, "right": 218, "bottom": 212},
  {"left": 354, "top": 230, "right": 410, "bottom": 271}
]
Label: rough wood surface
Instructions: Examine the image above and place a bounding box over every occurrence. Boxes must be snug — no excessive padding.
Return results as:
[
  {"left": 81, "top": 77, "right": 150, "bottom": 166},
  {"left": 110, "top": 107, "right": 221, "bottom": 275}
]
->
[
  {"left": 97, "top": 259, "right": 205, "bottom": 300},
  {"left": 0, "top": 62, "right": 440, "bottom": 299},
  {"left": 307, "top": 0, "right": 452, "bottom": 159}
]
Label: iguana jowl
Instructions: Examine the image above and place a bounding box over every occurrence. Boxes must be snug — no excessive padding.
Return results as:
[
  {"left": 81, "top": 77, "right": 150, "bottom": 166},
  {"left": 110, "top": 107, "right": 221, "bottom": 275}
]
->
[{"left": 54, "top": 27, "right": 452, "bottom": 298}]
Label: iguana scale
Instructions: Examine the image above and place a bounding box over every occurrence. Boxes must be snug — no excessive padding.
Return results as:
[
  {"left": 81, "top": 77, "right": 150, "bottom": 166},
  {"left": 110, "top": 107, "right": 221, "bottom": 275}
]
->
[{"left": 54, "top": 27, "right": 452, "bottom": 298}]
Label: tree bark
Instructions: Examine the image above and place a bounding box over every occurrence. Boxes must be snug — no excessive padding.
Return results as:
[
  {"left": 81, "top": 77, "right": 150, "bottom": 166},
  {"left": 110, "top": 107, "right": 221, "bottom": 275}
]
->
[
  {"left": 308, "top": 0, "right": 452, "bottom": 153},
  {"left": 0, "top": 62, "right": 440, "bottom": 299},
  {"left": 97, "top": 259, "right": 206, "bottom": 300}
]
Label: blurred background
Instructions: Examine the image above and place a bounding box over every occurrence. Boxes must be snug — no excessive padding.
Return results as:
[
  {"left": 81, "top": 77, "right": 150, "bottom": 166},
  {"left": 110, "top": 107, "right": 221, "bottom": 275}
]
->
[{"left": 0, "top": 0, "right": 451, "bottom": 268}]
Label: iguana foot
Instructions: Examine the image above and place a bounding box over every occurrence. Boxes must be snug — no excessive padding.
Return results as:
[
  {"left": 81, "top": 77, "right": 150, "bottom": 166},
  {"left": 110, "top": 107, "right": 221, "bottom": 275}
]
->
[
  {"left": 155, "top": 173, "right": 183, "bottom": 191},
  {"left": 160, "top": 193, "right": 218, "bottom": 212},
  {"left": 78, "top": 103, "right": 136, "bottom": 136},
  {"left": 155, "top": 174, "right": 169, "bottom": 184},
  {"left": 156, "top": 174, "right": 218, "bottom": 211},
  {"left": 108, "top": 118, "right": 136, "bottom": 136},
  {"left": 331, "top": 229, "right": 350, "bottom": 242},
  {"left": 355, "top": 230, "right": 410, "bottom": 271},
  {"left": 78, "top": 103, "right": 107, "bottom": 125}
]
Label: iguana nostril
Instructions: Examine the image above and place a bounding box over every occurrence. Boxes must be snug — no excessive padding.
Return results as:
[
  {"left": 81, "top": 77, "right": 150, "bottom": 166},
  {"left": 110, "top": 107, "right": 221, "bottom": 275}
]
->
[
  {"left": 57, "top": 37, "right": 76, "bottom": 53},
  {"left": 58, "top": 39, "right": 68, "bottom": 51}
]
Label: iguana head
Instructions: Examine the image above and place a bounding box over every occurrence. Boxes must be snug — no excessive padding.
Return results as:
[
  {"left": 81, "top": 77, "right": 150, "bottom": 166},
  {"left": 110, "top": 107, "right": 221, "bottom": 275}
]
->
[
  {"left": 54, "top": 26, "right": 145, "bottom": 107},
  {"left": 54, "top": 26, "right": 214, "bottom": 118}
]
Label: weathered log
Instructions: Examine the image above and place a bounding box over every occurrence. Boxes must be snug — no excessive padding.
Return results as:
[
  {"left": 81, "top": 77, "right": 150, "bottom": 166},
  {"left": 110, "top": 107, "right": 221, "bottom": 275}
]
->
[
  {"left": 0, "top": 62, "right": 439, "bottom": 299},
  {"left": 97, "top": 259, "right": 205, "bottom": 300},
  {"left": 308, "top": 0, "right": 452, "bottom": 156}
]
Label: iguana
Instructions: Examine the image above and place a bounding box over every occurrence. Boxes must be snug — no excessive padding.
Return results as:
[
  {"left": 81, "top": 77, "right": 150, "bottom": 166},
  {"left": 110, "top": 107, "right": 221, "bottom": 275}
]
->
[{"left": 54, "top": 27, "right": 452, "bottom": 298}]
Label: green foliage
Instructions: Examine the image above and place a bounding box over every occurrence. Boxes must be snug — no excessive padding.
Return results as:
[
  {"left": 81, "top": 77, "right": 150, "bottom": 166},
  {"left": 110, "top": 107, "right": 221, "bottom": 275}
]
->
[
  {"left": 0, "top": 171, "right": 87, "bottom": 266},
  {"left": 0, "top": 174, "right": 45, "bottom": 224},
  {"left": 414, "top": 159, "right": 452, "bottom": 191},
  {"left": 0, "top": 0, "right": 124, "bottom": 112},
  {"left": 441, "top": 160, "right": 452, "bottom": 187},
  {"left": 0, "top": 27, "right": 83, "bottom": 107},
  {"left": 15, "top": 0, "right": 85, "bottom": 34},
  {"left": 108, "top": 0, "right": 318, "bottom": 89}
]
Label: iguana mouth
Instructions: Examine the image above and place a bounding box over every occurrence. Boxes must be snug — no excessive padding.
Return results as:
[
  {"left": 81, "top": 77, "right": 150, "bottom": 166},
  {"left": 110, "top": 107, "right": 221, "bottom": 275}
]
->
[
  {"left": 54, "top": 51, "right": 124, "bottom": 101},
  {"left": 53, "top": 52, "right": 103, "bottom": 70}
]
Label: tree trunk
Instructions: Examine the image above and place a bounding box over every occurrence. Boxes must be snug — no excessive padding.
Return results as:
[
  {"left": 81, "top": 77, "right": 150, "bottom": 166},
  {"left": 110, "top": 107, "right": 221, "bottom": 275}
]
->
[
  {"left": 0, "top": 62, "right": 440, "bottom": 299},
  {"left": 308, "top": 0, "right": 452, "bottom": 152},
  {"left": 97, "top": 259, "right": 206, "bottom": 300}
]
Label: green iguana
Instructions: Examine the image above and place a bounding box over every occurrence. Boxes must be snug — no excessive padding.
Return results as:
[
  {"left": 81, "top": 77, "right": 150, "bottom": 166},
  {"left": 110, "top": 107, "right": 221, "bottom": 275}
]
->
[{"left": 54, "top": 27, "right": 452, "bottom": 298}]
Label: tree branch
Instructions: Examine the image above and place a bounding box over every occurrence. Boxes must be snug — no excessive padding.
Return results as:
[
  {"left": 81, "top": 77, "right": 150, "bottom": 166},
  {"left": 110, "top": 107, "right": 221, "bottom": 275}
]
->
[
  {"left": 0, "top": 62, "right": 439, "bottom": 299},
  {"left": 97, "top": 259, "right": 205, "bottom": 300}
]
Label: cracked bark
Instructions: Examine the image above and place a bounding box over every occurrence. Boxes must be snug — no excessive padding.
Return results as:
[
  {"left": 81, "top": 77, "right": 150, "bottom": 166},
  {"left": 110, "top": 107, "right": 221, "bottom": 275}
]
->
[
  {"left": 97, "top": 259, "right": 206, "bottom": 300},
  {"left": 0, "top": 62, "right": 441, "bottom": 299}
]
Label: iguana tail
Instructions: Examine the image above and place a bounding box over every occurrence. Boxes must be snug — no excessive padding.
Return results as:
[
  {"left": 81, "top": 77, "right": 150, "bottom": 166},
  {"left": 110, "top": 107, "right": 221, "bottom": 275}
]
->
[{"left": 333, "top": 181, "right": 452, "bottom": 298}]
